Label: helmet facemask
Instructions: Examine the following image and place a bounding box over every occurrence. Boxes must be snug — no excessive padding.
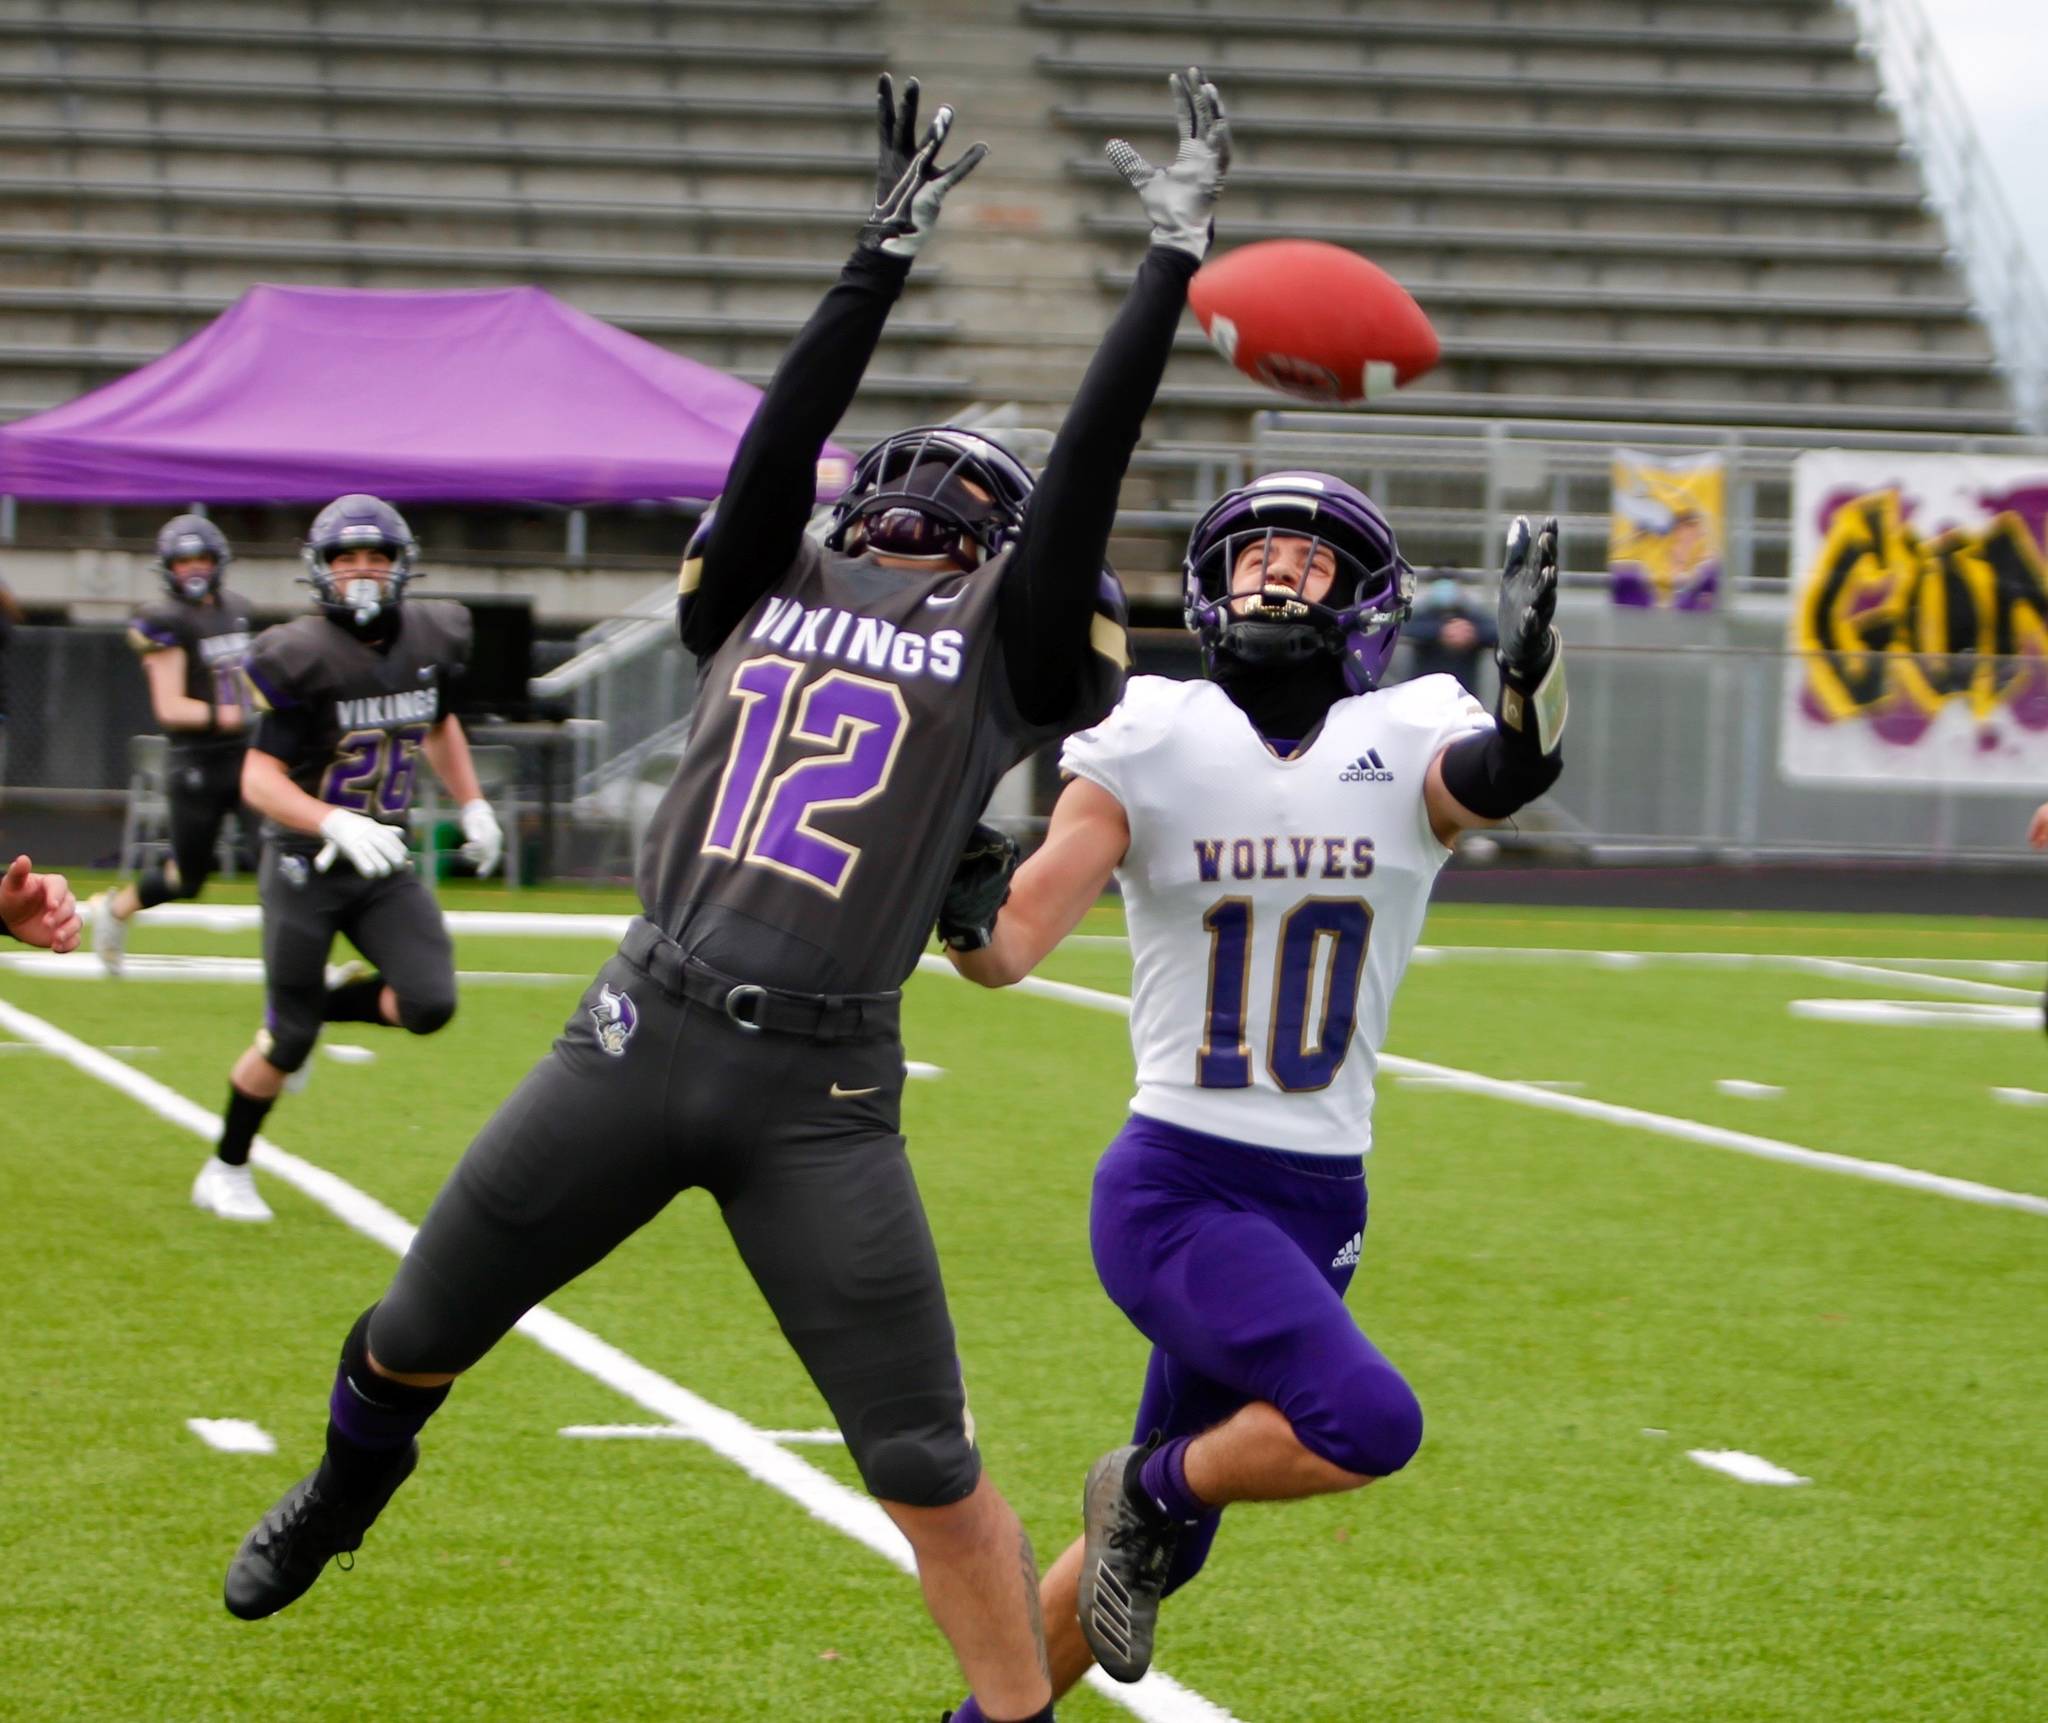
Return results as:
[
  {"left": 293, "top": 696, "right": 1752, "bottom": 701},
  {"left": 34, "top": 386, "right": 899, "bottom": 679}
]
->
[
  {"left": 152, "top": 514, "right": 231, "bottom": 604},
  {"left": 827, "top": 428, "right": 1034, "bottom": 572},
  {"left": 301, "top": 495, "right": 418, "bottom": 633}
]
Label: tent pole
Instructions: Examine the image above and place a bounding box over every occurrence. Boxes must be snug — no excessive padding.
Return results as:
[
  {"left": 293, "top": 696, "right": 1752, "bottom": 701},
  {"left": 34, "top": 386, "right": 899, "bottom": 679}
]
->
[{"left": 566, "top": 509, "right": 587, "bottom": 562}]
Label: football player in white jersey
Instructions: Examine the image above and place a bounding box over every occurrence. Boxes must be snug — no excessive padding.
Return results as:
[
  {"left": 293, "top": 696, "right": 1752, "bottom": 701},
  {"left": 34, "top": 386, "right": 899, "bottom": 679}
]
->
[{"left": 941, "top": 471, "right": 1566, "bottom": 1711}]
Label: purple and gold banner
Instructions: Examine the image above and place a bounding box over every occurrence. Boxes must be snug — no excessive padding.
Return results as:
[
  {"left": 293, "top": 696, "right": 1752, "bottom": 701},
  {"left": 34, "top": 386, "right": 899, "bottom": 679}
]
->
[
  {"left": 1782, "top": 451, "right": 2048, "bottom": 788},
  {"left": 1608, "top": 448, "right": 1724, "bottom": 610}
]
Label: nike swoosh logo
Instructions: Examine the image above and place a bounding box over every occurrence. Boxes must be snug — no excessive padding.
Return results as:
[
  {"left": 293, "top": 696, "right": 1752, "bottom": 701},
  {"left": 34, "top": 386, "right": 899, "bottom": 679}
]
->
[
  {"left": 829, "top": 1083, "right": 881, "bottom": 1099},
  {"left": 924, "top": 582, "right": 969, "bottom": 608}
]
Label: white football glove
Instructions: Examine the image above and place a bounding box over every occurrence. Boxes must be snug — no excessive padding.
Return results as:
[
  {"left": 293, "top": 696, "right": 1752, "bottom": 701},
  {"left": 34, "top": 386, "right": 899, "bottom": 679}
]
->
[
  {"left": 316, "top": 809, "right": 411, "bottom": 878},
  {"left": 1106, "top": 66, "right": 1231, "bottom": 261},
  {"left": 459, "top": 798, "right": 505, "bottom": 878}
]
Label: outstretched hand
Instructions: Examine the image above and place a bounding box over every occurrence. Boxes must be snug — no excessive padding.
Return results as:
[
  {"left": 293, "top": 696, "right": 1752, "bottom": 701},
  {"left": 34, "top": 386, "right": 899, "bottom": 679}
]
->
[
  {"left": 1496, "top": 514, "right": 1560, "bottom": 689},
  {"left": 1, "top": 854, "right": 82, "bottom": 952},
  {"left": 1106, "top": 66, "right": 1230, "bottom": 261},
  {"left": 858, "top": 73, "right": 988, "bottom": 261}
]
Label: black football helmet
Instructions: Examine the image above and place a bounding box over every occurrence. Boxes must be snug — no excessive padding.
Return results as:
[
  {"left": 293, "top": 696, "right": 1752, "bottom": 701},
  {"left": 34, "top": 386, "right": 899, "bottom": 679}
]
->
[
  {"left": 825, "top": 426, "right": 1036, "bottom": 569},
  {"left": 153, "top": 514, "right": 232, "bottom": 603},
  {"left": 301, "top": 494, "right": 418, "bottom": 630}
]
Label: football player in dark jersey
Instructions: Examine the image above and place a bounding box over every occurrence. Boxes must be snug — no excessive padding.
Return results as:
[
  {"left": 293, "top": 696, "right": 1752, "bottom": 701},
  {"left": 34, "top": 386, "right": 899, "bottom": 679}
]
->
[
  {"left": 222, "top": 67, "right": 1229, "bottom": 1723},
  {"left": 90, "top": 516, "right": 255, "bottom": 975},
  {"left": 194, "top": 494, "right": 503, "bottom": 1224}
]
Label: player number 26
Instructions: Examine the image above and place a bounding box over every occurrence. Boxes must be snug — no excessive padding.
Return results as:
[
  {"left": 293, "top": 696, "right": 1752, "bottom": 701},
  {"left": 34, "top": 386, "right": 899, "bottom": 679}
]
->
[
  {"left": 1199, "top": 897, "right": 1373, "bottom": 1092},
  {"left": 321, "top": 723, "right": 430, "bottom": 818},
  {"left": 702, "top": 655, "right": 910, "bottom": 896}
]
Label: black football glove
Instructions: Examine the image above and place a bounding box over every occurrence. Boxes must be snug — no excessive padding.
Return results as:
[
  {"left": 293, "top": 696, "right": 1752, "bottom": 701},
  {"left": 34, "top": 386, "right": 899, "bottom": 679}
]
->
[
  {"left": 937, "top": 821, "right": 1021, "bottom": 953},
  {"left": 1495, "top": 514, "right": 1566, "bottom": 753},
  {"left": 858, "top": 73, "right": 988, "bottom": 261}
]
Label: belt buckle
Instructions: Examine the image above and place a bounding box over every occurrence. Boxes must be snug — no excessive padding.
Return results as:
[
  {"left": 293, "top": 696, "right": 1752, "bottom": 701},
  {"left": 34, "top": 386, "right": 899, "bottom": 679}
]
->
[{"left": 723, "top": 983, "right": 767, "bottom": 1034}]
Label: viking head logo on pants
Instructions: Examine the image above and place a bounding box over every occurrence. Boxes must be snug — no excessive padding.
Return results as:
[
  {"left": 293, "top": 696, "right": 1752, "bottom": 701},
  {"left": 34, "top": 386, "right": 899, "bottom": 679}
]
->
[{"left": 589, "top": 984, "right": 637, "bottom": 1057}]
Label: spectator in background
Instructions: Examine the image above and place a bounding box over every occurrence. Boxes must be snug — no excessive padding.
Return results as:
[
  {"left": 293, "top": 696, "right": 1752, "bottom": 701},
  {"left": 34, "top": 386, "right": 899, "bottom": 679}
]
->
[
  {"left": 1404, "top": 572, "right": 1497, "bottom": 696},
  {"left": 1, "top": 854, "right": 82, "bottom": 951}
]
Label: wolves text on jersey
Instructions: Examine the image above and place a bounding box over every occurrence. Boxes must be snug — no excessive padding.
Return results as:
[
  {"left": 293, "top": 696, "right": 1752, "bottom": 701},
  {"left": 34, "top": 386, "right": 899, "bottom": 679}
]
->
[
  {"left": 1194, "top": 835, "right": 1377, "bottom": 883},
  {"left": 748, "top": 596, "right": 965, "bottom": 684}
]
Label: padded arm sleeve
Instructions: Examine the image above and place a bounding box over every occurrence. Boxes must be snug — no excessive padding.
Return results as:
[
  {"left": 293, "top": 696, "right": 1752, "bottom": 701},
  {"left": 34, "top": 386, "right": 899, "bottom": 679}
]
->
[{"left": 1439, "top": 689, "right": 1563, "bottom": 819}]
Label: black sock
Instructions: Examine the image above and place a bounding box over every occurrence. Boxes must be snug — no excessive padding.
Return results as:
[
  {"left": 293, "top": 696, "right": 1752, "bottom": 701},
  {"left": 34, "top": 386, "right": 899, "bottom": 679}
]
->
[
  {"left": 135, "top": 865, "right": 177, "bottom": 911},
  {"left": 216, "top": 1084, "right": 275, "bottom": 1167},
  {"left": 325, "top": 1307, "right": 450, "bottom": 1488},
  {"left": 322, "top": 976, "right": 387, "bottom": 1023}
]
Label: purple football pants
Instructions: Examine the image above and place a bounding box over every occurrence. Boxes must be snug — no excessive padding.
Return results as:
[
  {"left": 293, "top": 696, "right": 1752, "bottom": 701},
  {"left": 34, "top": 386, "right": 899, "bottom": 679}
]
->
[{"left": 1090, "top": 1113, "right": 1423, "bottom": 1595}]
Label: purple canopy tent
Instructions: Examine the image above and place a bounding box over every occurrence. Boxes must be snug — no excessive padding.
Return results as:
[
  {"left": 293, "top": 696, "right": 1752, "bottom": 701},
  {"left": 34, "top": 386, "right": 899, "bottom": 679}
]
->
[{"left": 0, "top": 283, "right": 851, "bottom": 505}]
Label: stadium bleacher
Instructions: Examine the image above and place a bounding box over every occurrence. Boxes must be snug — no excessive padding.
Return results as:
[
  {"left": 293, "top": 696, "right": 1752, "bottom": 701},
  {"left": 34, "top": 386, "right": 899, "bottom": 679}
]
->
[{"left": 0, "top": 0, "right": 2031, "bottom": 597}]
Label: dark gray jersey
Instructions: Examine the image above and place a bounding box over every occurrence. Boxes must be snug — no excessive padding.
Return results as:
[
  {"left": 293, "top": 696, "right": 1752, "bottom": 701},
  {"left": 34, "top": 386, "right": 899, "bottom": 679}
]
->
[
  {"left": 639, "top": 539, "right": 1125, "bottom": 994},
  {"left": 129, "top": 589, "right": 256, "bottom": 758},
  {"left": 244, "top": 601, "right": 472, "bottom": 845}
]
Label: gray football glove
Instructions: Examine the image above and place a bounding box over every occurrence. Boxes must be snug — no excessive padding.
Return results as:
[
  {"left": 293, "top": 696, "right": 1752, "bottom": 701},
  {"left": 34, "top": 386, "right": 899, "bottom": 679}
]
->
[
  {"left": 858, "top": 73, "right": 988, "bottom": 261},
  {"left": 1105, "top": 66, "right": 1230, "bottom": 261}
]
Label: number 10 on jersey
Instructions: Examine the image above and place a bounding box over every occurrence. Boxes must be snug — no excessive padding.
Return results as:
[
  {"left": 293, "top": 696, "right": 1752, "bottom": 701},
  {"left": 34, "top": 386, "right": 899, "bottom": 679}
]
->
[{"left": 1200, "top": 896, "right": 1373, "bottom": 1092}]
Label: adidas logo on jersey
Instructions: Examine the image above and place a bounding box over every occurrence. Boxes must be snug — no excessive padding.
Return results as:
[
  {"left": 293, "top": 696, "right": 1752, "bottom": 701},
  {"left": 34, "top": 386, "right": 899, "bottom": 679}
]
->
[
  {"left": 1339, "top": 750, "right": 1394, "bottom": 784},
  {"left": 1330, "top": 1231, "right": 1362, "bottom": 1270}
]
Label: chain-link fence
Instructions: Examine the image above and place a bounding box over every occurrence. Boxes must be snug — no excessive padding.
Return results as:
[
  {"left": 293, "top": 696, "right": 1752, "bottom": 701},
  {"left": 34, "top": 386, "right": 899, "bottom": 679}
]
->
[{"left": 4, "top": 617, "right": 2044, "bottom": 874}]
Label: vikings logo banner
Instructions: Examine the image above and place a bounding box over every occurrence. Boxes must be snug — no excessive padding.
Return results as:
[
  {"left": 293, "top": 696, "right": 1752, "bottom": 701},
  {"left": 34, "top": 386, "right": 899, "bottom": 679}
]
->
[
  {"left": 1608, "top": 449, "right": 1725, "bottom": 611},
  {"left": 1782, "top": 451, "right": 2048, "bottom": 787}
]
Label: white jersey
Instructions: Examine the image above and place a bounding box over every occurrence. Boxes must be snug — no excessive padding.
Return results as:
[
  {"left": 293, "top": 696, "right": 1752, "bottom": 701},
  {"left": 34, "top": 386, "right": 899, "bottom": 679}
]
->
[{"left": 1061, "top": 673, "right": 1491, "bottom": 1156}]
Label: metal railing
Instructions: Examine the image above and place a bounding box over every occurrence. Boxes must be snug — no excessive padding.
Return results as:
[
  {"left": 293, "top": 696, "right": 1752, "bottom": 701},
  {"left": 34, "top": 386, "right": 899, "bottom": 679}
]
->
[{"left": 1845, "top": 0, "right": 2048, "bottom": 434}]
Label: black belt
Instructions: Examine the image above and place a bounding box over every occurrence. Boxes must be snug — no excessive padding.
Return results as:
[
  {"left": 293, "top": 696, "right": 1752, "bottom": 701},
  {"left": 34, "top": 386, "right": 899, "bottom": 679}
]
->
[{"left": 619, "top": 917, "right": 900, "bottom": 1042}]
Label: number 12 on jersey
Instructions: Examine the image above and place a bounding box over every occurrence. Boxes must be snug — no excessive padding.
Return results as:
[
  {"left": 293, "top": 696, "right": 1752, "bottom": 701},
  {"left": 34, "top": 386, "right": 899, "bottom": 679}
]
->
[
  {"left": 1199, "top": 897, "right": 1373, "bottom": 1092},
  {"left": 703, "top": 654, "right": 910, "bottom": 896}
]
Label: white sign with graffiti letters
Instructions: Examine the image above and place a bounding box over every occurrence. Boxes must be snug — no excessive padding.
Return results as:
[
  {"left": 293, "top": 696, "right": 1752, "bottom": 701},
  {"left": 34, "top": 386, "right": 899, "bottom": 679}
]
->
[{"left": 1782, "top": 450, "right": 2048, "bottom": 788}]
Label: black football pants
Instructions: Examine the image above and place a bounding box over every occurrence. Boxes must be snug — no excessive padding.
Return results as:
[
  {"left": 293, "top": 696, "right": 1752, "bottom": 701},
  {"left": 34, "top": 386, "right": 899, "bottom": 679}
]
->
[
  {"left": 138, "top": 747, "right": 247, "bottom": 907},
  {"left": 256, "top": 844, "right": 456, "bottom": 1072},
  {"left": 368, "top": 930, "right": 979, "bottom": 1508}
]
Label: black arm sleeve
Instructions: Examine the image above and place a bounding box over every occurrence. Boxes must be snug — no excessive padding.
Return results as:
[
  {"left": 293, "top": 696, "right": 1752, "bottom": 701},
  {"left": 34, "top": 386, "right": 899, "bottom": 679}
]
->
[
  {"left": 1439, "top": 708, "right": 1563, "bottom": 820},
  {"left": 680, "top": 247, "right": 913, "bottom": 657},
  {"left": 998, "top": 245, "right": 1200, "bottom": 726}
]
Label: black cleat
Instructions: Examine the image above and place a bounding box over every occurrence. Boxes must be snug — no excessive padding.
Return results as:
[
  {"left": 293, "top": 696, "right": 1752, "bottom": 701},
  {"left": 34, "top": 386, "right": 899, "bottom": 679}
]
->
[
  {"left": 1075, "top": 1442, "right": 1181, "bottom": 1683},
  {"left": 223, "top": 1442, "right": 418, "bottom": 1620}
]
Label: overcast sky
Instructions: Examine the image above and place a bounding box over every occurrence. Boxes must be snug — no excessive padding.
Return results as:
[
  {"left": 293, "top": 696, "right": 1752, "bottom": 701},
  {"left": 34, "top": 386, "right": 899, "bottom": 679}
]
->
[{"left": 1912, "top": 0, "right": 2048, "bottom": 282}]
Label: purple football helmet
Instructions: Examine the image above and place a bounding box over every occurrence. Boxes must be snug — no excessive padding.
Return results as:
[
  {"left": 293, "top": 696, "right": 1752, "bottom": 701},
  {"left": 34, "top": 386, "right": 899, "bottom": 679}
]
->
[
  {"left": 1183, "top": 471, "right": 1413, "bottom": 694},
  {"left": 300, "top": 493, "right": 418, "bottom": 629},
  {"left": 825, "top": 425, "right": 1036, "bottom": 568},
  {"left": 153, "top": 513, "right": 231, "bottom": 603}
]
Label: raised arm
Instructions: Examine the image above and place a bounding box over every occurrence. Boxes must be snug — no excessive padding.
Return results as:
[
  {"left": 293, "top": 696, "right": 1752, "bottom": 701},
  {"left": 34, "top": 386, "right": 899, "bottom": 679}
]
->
[
  {"left": 999, "top": 69, "right": 1229, "bottom": 726},
  {"left": 681, "top": 76, "right": 986, "bottom": 656}
]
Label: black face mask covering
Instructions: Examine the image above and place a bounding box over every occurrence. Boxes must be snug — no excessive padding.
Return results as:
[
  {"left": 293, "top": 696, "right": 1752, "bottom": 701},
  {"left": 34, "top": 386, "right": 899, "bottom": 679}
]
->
[{"left": 1209, "top": 647, "right": 1350, "bottom": 748}]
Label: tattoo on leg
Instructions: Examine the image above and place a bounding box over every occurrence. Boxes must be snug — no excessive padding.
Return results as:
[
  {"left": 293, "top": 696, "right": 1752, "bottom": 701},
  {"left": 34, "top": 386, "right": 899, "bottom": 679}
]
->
[{"left": 1018, "top": 1525, "right": 1049, "bottom": 1679}]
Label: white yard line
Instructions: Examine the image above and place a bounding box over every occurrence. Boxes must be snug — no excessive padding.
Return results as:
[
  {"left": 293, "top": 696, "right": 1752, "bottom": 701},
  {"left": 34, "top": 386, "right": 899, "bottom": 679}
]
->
[
  {"left": 0, "top": 952, "right": 579, "bottom": 985},
  {"left": 1686, "top": 1449, "right": 1810, "bottom": 1487},
  {"left": 916, "top": 958, "right": 2048, "bottom": 1219},
  {"left": 187, "top": 1418, "right": 277, "bottom": 1455},
  {"left": 562, "top": 1423, "right": 846, "bottom": 1445},
  {"left": 87, "top": 904, "right": 633, "bottom": 940},
  {"left": 1788, "top": 999, "right": 2042, "bottom": 1031},
  {"left": 0, "top": 989, "right": 1237, "bottom": 1723}
]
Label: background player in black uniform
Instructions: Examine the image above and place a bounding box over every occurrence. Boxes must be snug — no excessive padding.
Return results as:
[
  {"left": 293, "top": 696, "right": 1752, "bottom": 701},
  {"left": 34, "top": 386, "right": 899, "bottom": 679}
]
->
[
  {"left": 222, "top": 70, "right": 1226, "bottom": 1723},
  {"left": 195, "top": 494, "right": 503, "bottom": 1224},
  {"left": 90, "top": 516, "right": 254, "bottom": 975}
]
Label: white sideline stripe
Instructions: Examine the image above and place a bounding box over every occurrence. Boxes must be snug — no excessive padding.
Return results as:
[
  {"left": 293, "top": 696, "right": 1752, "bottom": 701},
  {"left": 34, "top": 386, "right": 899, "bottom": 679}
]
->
[
  {"left": 1990, "top": 1087, "right": 2048, "bottom": 1108},
  {"left": 187, "top": 1417, "right": 276, "bottom": 1455},
  {"left": 88, "top": 904, "right": 634, "bottom": 939},
  {"left": 1788, "top": 999, "right": 2043, "bottom": 1031},
  {"left": 0, "top": 952, "right": 578, "bottom": 985},
  {"left": 917, "top": 959, "right": 2048, "bottom": 1218},
  {"left": 562, "top": 1423, "right": 846, "bottom": 1445},
  {"left": 1686, "top": 1449, "right": 1810, "bottom": 1487},
  {"left": 0, "top": 990, "right": 1237, "bottom": 1723}
]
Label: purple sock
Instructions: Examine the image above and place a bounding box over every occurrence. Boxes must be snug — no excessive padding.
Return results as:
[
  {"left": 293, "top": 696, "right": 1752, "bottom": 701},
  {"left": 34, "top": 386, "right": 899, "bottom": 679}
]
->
[
  {"left": 1135, "top": 1434, "right": 1206, "bottom": 1525},
  {"left": 949, "top": 1702, "right": 986, "bottom": 1723}
]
